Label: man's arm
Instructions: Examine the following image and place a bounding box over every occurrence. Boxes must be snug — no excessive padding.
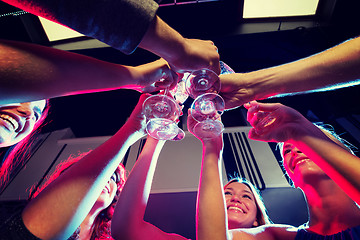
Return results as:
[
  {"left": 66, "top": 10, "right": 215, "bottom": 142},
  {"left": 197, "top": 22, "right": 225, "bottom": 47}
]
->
[
  {"left": 3, "top": 0, "right": 220, "bottom": 74},
  {"left": 220, "top": 37, "right": 360, "bottom": 109},
  {"left": 0, "top": 40, "right": 176, "bottom": 104}
]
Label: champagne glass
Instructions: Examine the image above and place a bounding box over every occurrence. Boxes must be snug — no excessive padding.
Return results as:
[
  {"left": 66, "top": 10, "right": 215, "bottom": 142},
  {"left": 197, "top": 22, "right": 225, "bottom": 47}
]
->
[
  {"left": 142, "top": 94, "right": 180, "bottom": 121},
  {"left": 185, "top": 61, "right": 234, "bottom": 99},
  {"left": 190, "top": 93, "right": 225, "bottom": 140},
  {"left": 186, "top": 61, "right": 234, "bottom": 139},
  {"left": 185, "top": 69, "right": 220, "bottom": 99},
  {"left": 142, "top": 89, "right": 184, "bottom": 141},
  {"left": 146, "top": 118, "right": 185, "bottom": 141},
  {"left": 220, "top": 61, "right": 235, "bottom": 75},
  {"left": 169, "top": 75, "right": 190, "bottom": 105}
]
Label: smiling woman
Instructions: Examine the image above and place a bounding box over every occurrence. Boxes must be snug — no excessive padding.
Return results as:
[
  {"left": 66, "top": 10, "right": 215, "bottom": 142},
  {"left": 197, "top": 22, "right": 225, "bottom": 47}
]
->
[
  {"left": 0, "top": 99, "right": 49, "bottom": 189},
  {"left": 224, "top": 178, "right": 270, "bottom": 229},
  {"left": 0, "top": 100, "right": 47, "bottom": 148},
  {"left": 221, "top": 101, "right": 360, "bottom": 240},
  {"left": 30, "top": 152, "right": 126, "bottom": 240},
  {"left": 0, "top": 93, "right": 150, "bottom": 240}
]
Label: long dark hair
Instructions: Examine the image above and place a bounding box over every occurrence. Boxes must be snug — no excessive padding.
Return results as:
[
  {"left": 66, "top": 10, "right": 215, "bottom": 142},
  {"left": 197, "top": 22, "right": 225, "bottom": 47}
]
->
[
  {"left": 224, "top": 177, "right": 272, "bottom": 226},
  {"left": 0, "top": 101, "right": 50, "bottom": 191},
  {"left": 32, "top": 151, "right": 127, "bottom": 240}
]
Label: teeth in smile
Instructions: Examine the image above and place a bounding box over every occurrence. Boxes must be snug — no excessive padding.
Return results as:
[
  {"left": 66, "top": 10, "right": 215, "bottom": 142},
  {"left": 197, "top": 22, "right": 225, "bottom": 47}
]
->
[
  {"left": 228, "top": 206, "right": 244, "bottom": 213},
  {"left": 294, "top": 159, "right": 308, "bottom": 169},
  {"left": 0, "top": 114, "right": 18, "bottom": 130}
]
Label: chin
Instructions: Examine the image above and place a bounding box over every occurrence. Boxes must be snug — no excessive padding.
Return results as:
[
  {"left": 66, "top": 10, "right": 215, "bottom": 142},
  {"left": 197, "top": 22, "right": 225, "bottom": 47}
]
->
[{"left": 228, "top": 219, "right": 253, "bottom": 229}]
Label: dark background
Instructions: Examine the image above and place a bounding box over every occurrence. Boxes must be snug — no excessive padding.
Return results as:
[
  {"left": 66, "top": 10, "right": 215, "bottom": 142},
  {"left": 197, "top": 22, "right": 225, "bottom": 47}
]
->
[
  {"left": 0, "top": 0, "right": 360, "bottom": 145},
  {"left": 1, "top": 1, "right": 360, "bottom": 238}
]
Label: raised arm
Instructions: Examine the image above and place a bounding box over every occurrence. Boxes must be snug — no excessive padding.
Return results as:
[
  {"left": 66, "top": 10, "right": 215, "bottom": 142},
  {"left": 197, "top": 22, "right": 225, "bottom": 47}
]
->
[
  {"left": 2, "top": 0, "right": 220, "bottom": 74},
  {"left": 186, "top": 111, "right": 229, "bottom": 240},
  {"left": 21, "top": 94, "right": 150, "bottom": 240},
  {"left": 245, "top": 101, "right": 360, "bottom": 205},
  {"left": 221, "top": 37, "right": 360, "bottom": 109},
  {"left": 111, "top": 135, "right": 187, "bottom": 240},
  {"left": 0, "top": 40, "right": 176, "bottom": 104}
]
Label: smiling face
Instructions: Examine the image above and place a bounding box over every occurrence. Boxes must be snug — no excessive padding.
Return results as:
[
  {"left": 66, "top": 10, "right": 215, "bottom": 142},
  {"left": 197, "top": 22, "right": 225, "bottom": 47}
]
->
[
  {"left": 224, "top": 182, "right": 259, "bottom": 229},
  {"left": 96, "top": 172, "right": 120, "bottom": 211},
  {"left": 282, "top": 142, "right": 325, "bottom": 187},
  {"left": 0, "top": 100, "right": 46, "bottom": 147}
]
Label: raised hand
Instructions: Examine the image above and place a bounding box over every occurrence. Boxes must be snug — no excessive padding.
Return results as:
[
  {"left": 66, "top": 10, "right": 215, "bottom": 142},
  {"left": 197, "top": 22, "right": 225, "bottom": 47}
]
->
[
  {"left": 168, "top": 38, "right": 220, "bottom": 75},
  {"left": 187, "top": 109, "right": 223, "bottom": 152},
  {"left": 219, "top": 73, "right": 257, "bottom": 110},
  {"left": 125, "top": 93, "right": 152, "bottom": 137},
  {"left": 133, "top": 59, "right": 178, "bottom": 93},
  {"left": 244, "top": 101, "right": 311, "bottom": 143}
]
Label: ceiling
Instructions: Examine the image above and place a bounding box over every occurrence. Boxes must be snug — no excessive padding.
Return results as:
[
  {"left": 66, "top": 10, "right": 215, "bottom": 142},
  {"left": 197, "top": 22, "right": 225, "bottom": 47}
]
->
[{"left": 0, "top": 0, "right": 360, "bottom": 144}]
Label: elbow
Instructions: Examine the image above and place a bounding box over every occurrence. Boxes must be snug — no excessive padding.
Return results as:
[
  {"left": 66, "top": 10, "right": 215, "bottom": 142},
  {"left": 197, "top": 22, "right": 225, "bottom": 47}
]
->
[
  {"left": 110, "top": 217, "right": 131, "bottom": 240},
  {"left": 111, "top": 224, "right": 128, "bottom": 240}
]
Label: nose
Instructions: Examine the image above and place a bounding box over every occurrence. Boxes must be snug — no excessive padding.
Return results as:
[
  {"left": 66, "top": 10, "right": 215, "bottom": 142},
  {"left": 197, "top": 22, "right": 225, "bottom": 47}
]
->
[
  {"left": 230, "top": 194, "right": 241, "bottom": 203},
  {"left": 290, "top": 148, "right": 303, "bottom": 159}
]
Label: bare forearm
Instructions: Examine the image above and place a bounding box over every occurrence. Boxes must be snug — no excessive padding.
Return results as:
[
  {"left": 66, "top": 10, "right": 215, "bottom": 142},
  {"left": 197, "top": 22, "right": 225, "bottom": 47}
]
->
[
  {"left": 197, "top": 144, "right": 228, "bottom": 240},
  {"left": 22, "top": 123, "right": 142, "bottom": 239},
  {"left": 250, "top": 37, "right": 360, "bottom": 100},
  {"left": 0, "top": 40, "right": 139, "bottom": 104},
  {"left": 112, "top": 137, "right": 165, "bottom": 239}
]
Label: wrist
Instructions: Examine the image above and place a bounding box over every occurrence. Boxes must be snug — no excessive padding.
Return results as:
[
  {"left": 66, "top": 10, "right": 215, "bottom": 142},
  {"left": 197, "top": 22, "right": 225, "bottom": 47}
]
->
[
  {"left": 203, "top": 141, "right": 222, "bottom": 157},
  {"left": 287, "top": 119, "right": 320, "bottom": 144},
  {"left": 120, "top": 122, "right": 146, "bottom": 143},
  {"left": 245, "top": 68, "right": 286, "bottom": 101}
]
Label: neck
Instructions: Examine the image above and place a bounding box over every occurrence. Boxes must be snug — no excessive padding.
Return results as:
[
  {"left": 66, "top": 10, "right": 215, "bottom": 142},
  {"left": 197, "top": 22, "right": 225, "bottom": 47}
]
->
[
  {"left": 301, "top": 177, "right": 360, "bottom": 235},
  {"left": 79, "top": 207, "right": 101, "bottom": 240}
]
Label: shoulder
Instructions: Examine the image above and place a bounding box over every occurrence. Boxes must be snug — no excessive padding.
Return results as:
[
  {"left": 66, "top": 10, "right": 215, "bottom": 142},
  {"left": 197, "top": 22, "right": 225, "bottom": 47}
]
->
[
  {"left": 230, "top": 224, "right": 298, "bottom": 240},
  {"left": 0, "top": 209, "right": 40, "bottom": 240}
]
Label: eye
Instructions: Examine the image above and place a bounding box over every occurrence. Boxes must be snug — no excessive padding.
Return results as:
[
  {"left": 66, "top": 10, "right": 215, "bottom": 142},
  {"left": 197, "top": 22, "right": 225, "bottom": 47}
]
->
[
  {"left": 110, "top": 173, "right": 118, "bottom": 183},
  {"left": 32, "top": 108, "right": 42, "bottom": 122},
  {"left": 224, "top": 191, "right": 232, "bottom": 196},
  {"left": 243, "top": 194, "right": 252, "bottom": 200},
  {"left": 283, "top": 149, "right": 291, "bottom": 155},
  {"left": 34, "top": 112, "right": 40, "bottom": 121}
]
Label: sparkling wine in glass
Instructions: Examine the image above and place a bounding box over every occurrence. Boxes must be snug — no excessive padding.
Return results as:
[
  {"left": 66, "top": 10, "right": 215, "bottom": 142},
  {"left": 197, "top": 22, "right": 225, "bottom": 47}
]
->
[
  {"left": 142, "top": 94, "right": 180, "bottom": 122},
  {"left": 169, "top": 75, "right": 190, "bottom": 105},
  {"left": 190, "top": 93, "right": 225, "bottom": 139},
  {"left": 146, "top": 118, "right": 185, "bottom": 141},
  {"left": 185, "top": 69, "right": 220, "bottom": 99},
  {"left": 142, "top": 92, "right": 184, "bottom": 141}
]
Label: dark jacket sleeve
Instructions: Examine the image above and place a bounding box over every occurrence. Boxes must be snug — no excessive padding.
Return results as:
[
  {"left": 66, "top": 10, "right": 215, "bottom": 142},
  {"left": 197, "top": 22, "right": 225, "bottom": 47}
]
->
[
  {"left": 0, "top": 209, "right": 40, "bottom": 240},
  {"left": 5, "top": 0, "right": 159, "bottom": 54}
]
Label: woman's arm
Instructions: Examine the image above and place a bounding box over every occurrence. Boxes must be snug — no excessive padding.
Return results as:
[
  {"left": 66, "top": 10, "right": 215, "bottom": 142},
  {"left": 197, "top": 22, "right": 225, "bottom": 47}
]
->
[
  {"left": 245, "top": 101, "right": 360, "bottom": 205},
  {"left": 0, "top": 40, "right": 176, "bottom": 104},
  {"left": 111, "top": 135, "right": 187, "bottom": 240},
  {"left": 221, "top": 37, "right": 360, "bottom": 109},
  {"left": 21, "top": 94, "right": 150, "bottom": 240},
  {"left": 186, "top": 111, "right": 228, "bottom": 240}
]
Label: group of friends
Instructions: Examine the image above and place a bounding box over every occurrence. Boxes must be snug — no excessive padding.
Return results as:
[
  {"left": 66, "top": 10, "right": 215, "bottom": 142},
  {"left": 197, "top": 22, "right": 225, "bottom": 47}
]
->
[{"left": 1, "top": 0, "right": 360, "bottom": 239}]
